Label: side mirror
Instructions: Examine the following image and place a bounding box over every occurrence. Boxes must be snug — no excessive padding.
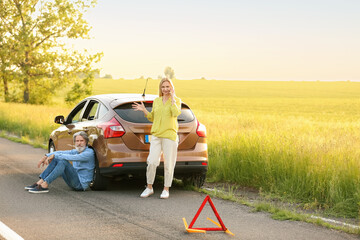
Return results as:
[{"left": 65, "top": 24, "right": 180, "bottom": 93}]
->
[{"left": 54, "top": 115, "right": 65, "bottom": 124}]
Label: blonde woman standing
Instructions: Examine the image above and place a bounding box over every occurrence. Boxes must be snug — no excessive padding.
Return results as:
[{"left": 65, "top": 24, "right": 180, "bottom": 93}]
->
[{"left": 132, "top": 78, "right": 181, "bottom": 199}]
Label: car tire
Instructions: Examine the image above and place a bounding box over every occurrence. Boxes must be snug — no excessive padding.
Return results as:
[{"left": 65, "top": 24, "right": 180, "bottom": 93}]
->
[
  {"left": 90, "top": 159, "right": 108, "bottom": 191},
  {"left": 182, "top": 172, "right": 206, "bottom": 188}
]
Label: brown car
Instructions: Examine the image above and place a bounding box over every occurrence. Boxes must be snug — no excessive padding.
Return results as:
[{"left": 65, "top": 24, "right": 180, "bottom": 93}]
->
[{"left": 49, "top": 94, "right": 208, "bottom": 190}]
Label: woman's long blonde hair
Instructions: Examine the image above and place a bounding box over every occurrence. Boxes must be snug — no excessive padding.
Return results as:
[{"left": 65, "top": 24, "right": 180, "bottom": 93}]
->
[{"left": 158, "top": 78, "right": 175, "bottom": 97}]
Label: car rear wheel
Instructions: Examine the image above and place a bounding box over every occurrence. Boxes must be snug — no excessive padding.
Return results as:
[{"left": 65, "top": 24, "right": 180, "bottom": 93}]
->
[
  {"left": 182, "top": 173, "right": 206, "bottom": 188},
  {"left": 90, "top": 160, "right": 108, "bottom": 191}
]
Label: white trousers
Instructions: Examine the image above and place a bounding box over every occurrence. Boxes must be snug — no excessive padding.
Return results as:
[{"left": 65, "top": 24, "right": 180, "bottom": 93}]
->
[{"left": 146, "top": 136, "right": 178, "bottom": 187}]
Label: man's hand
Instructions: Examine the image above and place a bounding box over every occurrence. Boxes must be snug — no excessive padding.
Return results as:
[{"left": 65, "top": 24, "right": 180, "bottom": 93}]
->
[
  {"left": 37, "top": 155, "right": 47, "bottom": 168},
  {"left": 45, "top": 154, "right": 54, "bottom": 165},
  {"left": 37, "top": 155, "right": 54, "bottom": 168}
]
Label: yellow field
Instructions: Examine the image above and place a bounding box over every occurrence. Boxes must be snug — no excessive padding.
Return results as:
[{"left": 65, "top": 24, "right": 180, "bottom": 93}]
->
[{"left": 1, "top": 78, "right": 359, "bottom": 218}]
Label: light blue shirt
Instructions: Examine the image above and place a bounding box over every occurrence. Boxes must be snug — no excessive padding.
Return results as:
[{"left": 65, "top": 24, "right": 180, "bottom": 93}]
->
[{"left": 46, "top": 147, "right": 95, "bottom": 190}]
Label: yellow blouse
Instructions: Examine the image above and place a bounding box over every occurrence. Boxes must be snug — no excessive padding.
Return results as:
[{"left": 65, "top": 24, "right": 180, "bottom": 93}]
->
[{"left": 146, "top": 96, "right": 182, "bottom": 141}]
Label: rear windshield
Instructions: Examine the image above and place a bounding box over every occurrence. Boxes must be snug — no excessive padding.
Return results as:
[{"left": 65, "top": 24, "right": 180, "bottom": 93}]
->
[{"left": 114, "top": 102, "right": 195, "bottom": 123}]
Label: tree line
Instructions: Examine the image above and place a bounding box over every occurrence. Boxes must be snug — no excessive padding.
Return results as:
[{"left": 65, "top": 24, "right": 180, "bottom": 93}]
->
[{"left": 0, "top": 0, "right": 102, "bottom": 104}]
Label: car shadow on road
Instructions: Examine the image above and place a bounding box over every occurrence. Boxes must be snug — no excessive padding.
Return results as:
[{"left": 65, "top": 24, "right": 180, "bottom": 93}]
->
[{"left": 101, "top": 176, "right": 186, "bottom": 193}]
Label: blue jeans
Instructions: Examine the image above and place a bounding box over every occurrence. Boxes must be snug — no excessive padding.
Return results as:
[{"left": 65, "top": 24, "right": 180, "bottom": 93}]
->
[{"left": 40, "top": 158, "right": 84, "bottom": 191}]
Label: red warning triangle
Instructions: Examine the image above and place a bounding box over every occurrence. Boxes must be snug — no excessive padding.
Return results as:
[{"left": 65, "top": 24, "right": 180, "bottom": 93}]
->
[
  {"left": 188, "top": 195, "right": 226, "bottom": 231},
  {"left": 183, "top": 195, "right": 233, "bottom": 235}
]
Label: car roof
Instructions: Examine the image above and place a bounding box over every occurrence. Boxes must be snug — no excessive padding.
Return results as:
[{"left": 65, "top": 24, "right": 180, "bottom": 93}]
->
[{"left": 85, "top": 93, "right": 158, "bottom": 108}]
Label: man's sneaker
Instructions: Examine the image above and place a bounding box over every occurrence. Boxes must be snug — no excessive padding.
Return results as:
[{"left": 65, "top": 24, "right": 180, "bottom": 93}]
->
[
  {"left": 28, "top": 185, "right": 49, "bottom": 194},
  {"left": 25, "top": 183, "right": 38, "bottom": 190},
  {"left": 160, "top": 190, "right": 169, "bottom": 199},
  {"left": 140, "top": 188, "right": 154, "bottom": 198}
]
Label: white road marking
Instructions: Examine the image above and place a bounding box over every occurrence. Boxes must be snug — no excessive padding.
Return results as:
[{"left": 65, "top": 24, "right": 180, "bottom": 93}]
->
[{"left": 0, "top": 221, "right": 24, "bottom": 240}]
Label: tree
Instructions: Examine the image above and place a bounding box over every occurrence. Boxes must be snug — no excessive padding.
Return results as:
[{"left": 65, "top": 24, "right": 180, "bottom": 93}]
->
[
  {"left": 164, "top": 66, "right": 175, "bottom": 80},
  {"left": 102, "top": 74, "right": 112, "bottom": 79},
  {"left": 0, "top": 0, "right": 102, "bottom": 104},
  {"left": 0, "top": 33, "right": 12, "bottom": 102},
  {"left": 0, "top": 2, "right": 17, "bottom": 102}
]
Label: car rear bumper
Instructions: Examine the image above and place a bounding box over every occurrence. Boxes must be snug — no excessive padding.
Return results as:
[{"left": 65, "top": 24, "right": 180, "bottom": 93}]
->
[{"left": 100, "top": 161, "right": 208, "bottom": 177}]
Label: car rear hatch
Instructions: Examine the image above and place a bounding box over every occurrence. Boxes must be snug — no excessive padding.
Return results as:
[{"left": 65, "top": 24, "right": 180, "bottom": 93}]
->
[{"left": 113, "top": 101, "right": 198, "bottom": 150}]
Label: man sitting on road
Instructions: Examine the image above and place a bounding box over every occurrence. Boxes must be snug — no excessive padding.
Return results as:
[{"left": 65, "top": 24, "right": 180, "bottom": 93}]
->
[{"left": 25, "top": 131, "right": 95, "bottom": 193}]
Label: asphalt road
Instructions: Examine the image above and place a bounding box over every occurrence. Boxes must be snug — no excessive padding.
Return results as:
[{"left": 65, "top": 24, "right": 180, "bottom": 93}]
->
[{"left": 0, "top": 137, "right": 358, "bottom": 240}]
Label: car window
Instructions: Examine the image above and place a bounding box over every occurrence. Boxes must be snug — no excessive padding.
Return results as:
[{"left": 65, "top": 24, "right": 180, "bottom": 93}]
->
[
  {"left": 89, "top": 102, "right": 99, "bottom": 119},
  {"left": 177, "top": 108, "right": 194, "bottom": 122},
  {"left": 81, "top": 100, "right": 109, "bottom": 121},
  {"left": 97, "top": 103, "right": 109, "bottom": 119},
  {"left": 82, "top": 100, "right": 104, "bottom": 121},
  {"left": 67, "top": 101, "right": 87, "bottom": 124},
  {"left": 114, "top": 103, "right": 194, "bottom": 123}
]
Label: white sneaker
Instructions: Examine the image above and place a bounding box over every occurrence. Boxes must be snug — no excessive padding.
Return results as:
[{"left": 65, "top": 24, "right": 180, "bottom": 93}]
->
[
  {"left": 160, "top": 190, "right": 169, "bottom": 199},
  {"left": 140, "top": 188, "right": 154, "bottom": 198}
]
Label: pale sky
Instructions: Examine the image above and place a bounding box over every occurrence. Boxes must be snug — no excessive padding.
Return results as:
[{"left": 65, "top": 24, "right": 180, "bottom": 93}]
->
[{"left": 71, "top": 0, "right": 360, "bottom": 81}]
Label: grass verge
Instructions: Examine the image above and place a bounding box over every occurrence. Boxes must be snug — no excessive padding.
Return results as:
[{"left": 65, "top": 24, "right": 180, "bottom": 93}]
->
[
  {"left": 0, "top": 131, "right": 47, "bottom": 149},
  {"left": 195, "top": 184, "right": 360, "bottom": 235}
]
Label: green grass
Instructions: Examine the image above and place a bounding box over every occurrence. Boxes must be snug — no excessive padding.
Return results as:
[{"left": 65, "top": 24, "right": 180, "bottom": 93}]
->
[
  {"left": 199, "top": 187, "right": 360, "bottom": 235},
  {"left": 0, "top": 102, "right": 69, "bottom": 148},
  {"left": 1, "top": 79, "right": 360, "bottom": 218}
]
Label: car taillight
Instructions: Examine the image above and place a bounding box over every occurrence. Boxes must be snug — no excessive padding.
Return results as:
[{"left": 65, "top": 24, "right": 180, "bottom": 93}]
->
[
  {"left": 112, "top": 163, "right": 123, "bottom": 167},
  {"left": 196, "top": 120, "right": 206, "bottom": 137},
  {"left": 98, "top": 117, "right": 125, "bottom": 139}
]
